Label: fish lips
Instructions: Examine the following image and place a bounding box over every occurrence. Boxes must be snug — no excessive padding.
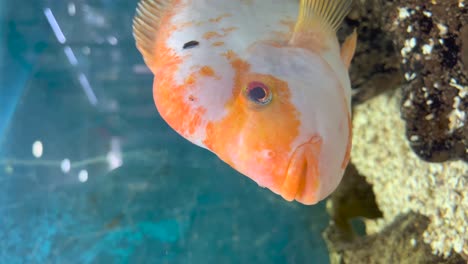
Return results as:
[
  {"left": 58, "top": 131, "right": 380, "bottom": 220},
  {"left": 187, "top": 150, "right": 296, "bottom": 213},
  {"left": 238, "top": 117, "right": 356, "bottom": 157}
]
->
[{"left": 280, "top": 136, "right": 323, "bottom": 205}]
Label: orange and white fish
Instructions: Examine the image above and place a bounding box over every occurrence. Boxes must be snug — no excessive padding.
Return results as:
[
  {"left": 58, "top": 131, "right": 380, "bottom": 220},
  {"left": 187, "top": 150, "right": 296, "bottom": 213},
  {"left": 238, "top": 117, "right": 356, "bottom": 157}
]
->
[{"left": 133, "top": 0, "right": 357, "bottom": 205}]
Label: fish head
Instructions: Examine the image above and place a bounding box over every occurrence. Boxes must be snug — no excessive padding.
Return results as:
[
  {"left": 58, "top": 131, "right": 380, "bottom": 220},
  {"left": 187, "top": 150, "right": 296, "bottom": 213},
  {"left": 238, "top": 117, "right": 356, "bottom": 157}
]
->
[
  {"left": 132, "top": 0, "right": 355, "bottom": 205},
  {"left": 204, "top": 42, "right": 351, "bottom": 205}
]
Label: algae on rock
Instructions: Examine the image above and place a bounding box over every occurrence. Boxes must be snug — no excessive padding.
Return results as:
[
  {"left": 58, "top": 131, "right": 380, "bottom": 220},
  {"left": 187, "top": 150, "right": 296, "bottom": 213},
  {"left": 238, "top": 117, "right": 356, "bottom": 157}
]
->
[{"left": 351, "top": 91, "right": 468, "bottom": 258}]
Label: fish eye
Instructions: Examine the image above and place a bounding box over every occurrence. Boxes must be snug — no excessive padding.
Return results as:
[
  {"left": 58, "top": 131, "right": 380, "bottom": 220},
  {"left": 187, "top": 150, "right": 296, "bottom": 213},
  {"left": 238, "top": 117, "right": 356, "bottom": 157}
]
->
[{"left": 245, "top": 81, "right": 272, "bottom": 105}]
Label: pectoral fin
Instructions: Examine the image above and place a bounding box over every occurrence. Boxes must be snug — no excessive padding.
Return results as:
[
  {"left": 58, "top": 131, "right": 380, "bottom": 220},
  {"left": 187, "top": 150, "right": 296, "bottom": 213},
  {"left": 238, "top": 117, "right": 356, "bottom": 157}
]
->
[{"left": 340, "top": 29, "right": 357, "bottom": 69}]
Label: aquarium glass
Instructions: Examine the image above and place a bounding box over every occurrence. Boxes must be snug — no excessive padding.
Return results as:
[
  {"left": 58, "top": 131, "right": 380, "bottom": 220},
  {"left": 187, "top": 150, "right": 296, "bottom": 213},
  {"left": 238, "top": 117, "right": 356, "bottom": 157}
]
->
[{"left": 0, "top": 1, "right": 330, "bottom": 263}]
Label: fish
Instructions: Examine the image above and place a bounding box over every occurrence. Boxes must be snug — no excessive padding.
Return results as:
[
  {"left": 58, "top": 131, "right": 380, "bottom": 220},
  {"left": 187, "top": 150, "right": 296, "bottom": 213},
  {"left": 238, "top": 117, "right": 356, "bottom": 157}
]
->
[{"left": 132, "top": 0, "right": 357, "bottom": 205}]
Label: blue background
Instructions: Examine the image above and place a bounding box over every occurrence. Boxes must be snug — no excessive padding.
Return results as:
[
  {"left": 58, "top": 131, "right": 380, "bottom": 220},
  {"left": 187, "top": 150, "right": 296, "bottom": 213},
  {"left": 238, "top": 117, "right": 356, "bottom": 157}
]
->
[{"left": 0, "top": 0, "right": 330, "bottom": 263}]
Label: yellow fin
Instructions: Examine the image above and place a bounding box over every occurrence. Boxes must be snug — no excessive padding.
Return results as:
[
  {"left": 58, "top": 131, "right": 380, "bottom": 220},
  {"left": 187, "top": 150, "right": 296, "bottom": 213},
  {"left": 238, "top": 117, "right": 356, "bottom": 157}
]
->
[
  {"left": 294, "top": 0, "right": 352, "bottom": 34},
  {"left": 340, "top": 29, "right": 357, "bottom": 69},
  {"left": 132, "top": 0, "right": 173, "bottom": 66}
]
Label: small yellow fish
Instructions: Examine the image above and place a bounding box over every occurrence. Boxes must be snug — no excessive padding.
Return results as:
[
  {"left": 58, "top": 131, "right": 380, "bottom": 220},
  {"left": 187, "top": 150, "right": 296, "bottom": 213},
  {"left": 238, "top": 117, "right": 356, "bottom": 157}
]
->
[{"left": 133, "top": 0, "right": 357, "bottom": 205}]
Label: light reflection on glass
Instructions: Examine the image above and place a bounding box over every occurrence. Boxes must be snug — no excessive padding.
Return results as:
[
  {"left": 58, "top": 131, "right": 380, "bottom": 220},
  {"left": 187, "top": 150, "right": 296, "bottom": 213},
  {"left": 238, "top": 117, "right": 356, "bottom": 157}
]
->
[
  {"left": 32, "top": 140, "right": 43, "bottom": 158},
  {"left": 107, "top": 36, "right": 118, "bottom": 45},
  {"left": 61, "top": 158, "right": 71, "bottom": 173},
  {"left": 107, "top": 137, "right": 122, "bottom": 170},
  {"left": 82, "top": 5, "right": 106, "bottom": 27},
  {"left": 43, "top": 8, "right": 66, "bottom": 44},
  {"left": 63, "top": 46, "right": 78, "bottom": 66},
  {"left": 43, "top": 9, "right": 99, "bottom": 107},
  {"left": 5, "top": 165, "right": 13, "bottom": 174},
  {"left": 68, "top": 2, "right": 76, "bottom": 16},
  {"left": 82, "top": 46, "right": 90, "bottom": 55},
  {"left": 78, "top": 170, "right": 88, "bottom": 182},
  {"left": 78, "top": 73, "right": 98, "bottom": 105}
]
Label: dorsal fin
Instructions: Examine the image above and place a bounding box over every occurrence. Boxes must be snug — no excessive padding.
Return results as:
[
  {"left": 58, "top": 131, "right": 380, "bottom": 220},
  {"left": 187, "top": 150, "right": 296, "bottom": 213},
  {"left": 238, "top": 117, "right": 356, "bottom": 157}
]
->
[
  {"left": 294, "top": 0, "right": 352, "bottom": 34},
  {"left": 132, "top": 0, "right": 173, "bottom": 67}
]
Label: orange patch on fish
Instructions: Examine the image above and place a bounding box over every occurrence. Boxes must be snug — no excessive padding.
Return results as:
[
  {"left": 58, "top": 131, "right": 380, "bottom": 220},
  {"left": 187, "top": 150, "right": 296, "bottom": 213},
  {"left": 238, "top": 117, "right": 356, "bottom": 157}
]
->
[
  {"left": 185, "top": 73, "right": 197, "bottom": 85},
  {"left": 282, "top": 135, "right": 322, "bottom": 202},
  {"left": 203, "top": 27, "right": 237, "bottom": 40},
  {"left": 222, "top": 50, "right": 237, "bottom": 61},
  {"left": 203, "top": 31, "right": 223, "bottom": 40},
  {"left": 148, "top": 6, "right": 206, "bottom": 138},
  {"left": 209, "top": 13, "right": 232, "bottom": 23},
  {"left": 212, "top": 41, "right": 225, "bottom": 47},
  {"left": 203, "top": 52, "right": 301, "bottom": 192},
  {"left": 155, "top": 68, "right": 207, "bottom": 136},
  {"left": 176, "top": 20, "right": 195, "bottom": 30},
  {"left": 199, "top": 66, "right": 215, "bottom": 77},
  {"left": 222, "top": 27, "right": 238, "bottom": 33}
]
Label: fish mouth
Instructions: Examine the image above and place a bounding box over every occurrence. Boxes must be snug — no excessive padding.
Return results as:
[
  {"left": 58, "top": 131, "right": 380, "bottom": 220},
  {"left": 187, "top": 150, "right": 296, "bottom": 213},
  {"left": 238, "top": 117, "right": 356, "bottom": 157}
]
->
[{"left": 280, "top": 136, "right": 322, "bottom": 205}]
